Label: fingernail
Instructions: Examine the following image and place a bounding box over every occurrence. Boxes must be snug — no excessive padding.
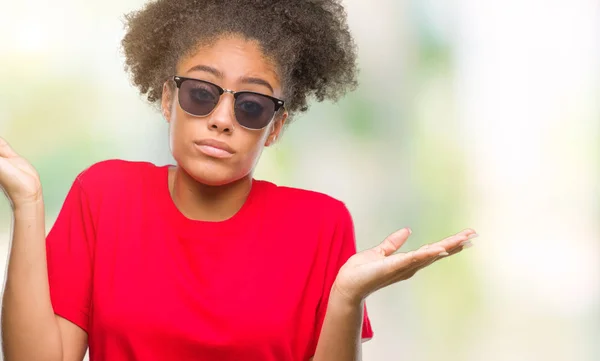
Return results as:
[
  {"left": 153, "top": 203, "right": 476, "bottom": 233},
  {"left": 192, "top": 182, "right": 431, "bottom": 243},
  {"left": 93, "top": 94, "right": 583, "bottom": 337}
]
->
[
  {"left": 460, "top": 241, "right": 473, "bottom": 248},
  {"left": 468, "top": 233, "right": 479, "bottom": 240},
  {"left": 407, "top": 227, "right": 412, "bottom": 235},
  {"left": 438, "top": 251, "right": 449, "bottom": 256}
]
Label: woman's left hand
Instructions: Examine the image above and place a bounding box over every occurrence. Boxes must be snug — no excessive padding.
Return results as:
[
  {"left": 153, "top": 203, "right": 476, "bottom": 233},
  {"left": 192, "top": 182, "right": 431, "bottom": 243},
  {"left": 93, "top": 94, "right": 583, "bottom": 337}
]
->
[{"left": 332, "top": 228, "right": 478, "bottom": 305}]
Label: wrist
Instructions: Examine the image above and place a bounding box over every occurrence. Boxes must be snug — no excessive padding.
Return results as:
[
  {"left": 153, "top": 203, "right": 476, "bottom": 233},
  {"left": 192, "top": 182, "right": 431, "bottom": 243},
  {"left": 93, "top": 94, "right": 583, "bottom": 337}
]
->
[
  {"left": 331, "top": 282, "right": 365, "bottom": 309},
  {"left": 13, "top": 198, "right": 44, "bottom": 220}
]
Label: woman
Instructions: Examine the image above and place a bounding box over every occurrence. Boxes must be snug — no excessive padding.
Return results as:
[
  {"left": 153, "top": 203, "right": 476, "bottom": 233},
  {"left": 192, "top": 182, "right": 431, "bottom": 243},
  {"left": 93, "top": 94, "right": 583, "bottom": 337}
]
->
[{"left": 0, "top": 0, "right": 477, "bottom": 360}]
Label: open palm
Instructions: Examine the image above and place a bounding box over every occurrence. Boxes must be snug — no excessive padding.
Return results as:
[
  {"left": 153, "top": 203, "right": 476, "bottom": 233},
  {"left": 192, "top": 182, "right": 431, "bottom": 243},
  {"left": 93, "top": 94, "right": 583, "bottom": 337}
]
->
[{"left": 334, "top": 228, "right": 478, "bottom": 303}]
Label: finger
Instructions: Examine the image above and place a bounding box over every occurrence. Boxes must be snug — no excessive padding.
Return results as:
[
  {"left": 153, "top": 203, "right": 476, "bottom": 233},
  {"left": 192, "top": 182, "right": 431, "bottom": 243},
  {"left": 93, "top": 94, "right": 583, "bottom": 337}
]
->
[
  {"left": 397, "top": 253, "right": 441, "bottom": 280},
  {"left": 380, "top": 249, "right": 452, "bottom": 288},
  {"left": 375, "top": 227, "right": 412, "bottom": 257},
  {"left": 383, "top": 243, "right": 446, "bottom": 273},
  {"left": 400, "top": 237, "right": 472, "bottom": 271},
  {"left": 378, "top": 243, "right": 473, "bottom": 290},
  {"left": 388, "top": 241, "right": 455, "bottom": 276},
  {"left": 431, "top": 229, "right": 478, "bottom": 252},
  {"left": 0, "top": 137, "right": 18, "bottom": 158},
  {"left": 0, "top": 157, "right": 19, "bottom": 178},
  {"left": 425, "top": 241, "right": 471, "bottom": 268},
  {"left": 401, "top": 243, "right": 451, "bottom": 274},
  {"left": 378, "top": 253, "right": 442, "bottom": 289},
  {"left": 449, "top": 239, "right": 475, "bottom": 253},
  {"left": 444, "top": 236, "right": 477, "bottom": 255}
]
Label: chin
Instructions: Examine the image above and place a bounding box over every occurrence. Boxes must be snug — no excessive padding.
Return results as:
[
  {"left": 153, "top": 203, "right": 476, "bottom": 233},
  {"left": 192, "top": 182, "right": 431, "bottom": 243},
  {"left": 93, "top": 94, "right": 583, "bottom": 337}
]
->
[{"left": 179, "top": 156, "right": 249, "bottom": 187}]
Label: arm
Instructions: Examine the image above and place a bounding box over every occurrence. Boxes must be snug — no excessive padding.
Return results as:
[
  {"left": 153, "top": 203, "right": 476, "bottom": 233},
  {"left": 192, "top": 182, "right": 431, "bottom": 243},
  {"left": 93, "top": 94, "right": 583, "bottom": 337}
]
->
[
  {"left": 0, "top": 138, "right": 87, "bottom": 361},
  {"left": 312, "top": 287, "right": 364, "bottom": 361},
  {"left": 312, "top": 227, "right": 478, "bottom": 361}
]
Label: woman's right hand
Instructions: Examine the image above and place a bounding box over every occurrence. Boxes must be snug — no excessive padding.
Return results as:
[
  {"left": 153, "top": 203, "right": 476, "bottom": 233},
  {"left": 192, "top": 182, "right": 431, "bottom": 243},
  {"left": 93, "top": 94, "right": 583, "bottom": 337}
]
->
[{"left": 0, "top": 137, "right": 43, "bottom": 208}]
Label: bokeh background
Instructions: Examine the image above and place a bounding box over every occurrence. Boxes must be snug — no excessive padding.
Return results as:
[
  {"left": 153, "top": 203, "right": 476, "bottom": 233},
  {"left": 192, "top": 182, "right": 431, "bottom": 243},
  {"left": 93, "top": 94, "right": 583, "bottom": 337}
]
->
[{"left": 1, "top": 0, "right": 599, "bottom": 360}]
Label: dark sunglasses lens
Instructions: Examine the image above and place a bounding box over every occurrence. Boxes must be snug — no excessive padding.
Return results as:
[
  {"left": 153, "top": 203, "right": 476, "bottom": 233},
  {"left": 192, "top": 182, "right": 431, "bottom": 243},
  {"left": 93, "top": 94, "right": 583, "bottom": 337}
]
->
[
  {"left": 179, "top": 79, "right": 220, "bottom": 116},
  {"left": 234, "top": 93, "right": 276, "bottom": 129}
]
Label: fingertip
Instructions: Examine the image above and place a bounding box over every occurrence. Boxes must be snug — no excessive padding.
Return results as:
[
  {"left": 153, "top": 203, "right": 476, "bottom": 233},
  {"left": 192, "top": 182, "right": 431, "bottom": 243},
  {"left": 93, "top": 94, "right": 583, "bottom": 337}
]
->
[
  {"left": 467, "top": 233, "right": 479, "bottom": 240},
  {"left": 464, "top": 228, "right": 477, "bottom": 235},
  {"left": 460, "top": 240, "right": 474, "bottom": 248},
  {"left": 387, "top": 227, "right": 412, "bottom": 242},
  {"left": 0, "top": 138, "right": 17, "bottom": 157}
]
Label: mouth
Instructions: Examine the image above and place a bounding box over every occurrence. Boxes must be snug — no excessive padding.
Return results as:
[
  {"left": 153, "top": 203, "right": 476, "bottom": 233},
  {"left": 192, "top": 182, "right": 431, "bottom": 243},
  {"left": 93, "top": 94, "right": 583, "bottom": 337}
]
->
[{"left": 193, "top": 139, "right": 235, "bottom": 159}]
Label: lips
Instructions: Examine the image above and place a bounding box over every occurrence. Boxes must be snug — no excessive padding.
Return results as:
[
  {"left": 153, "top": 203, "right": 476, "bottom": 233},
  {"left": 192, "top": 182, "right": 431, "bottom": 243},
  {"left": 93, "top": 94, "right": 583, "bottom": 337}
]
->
[{"left": 193, "top": 139, "right": 235, "bottom": 159}]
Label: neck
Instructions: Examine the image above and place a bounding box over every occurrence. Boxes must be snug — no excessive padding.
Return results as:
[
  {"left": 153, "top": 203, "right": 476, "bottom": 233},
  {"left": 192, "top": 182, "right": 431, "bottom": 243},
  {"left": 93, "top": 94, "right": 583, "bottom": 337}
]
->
[{"left": 168, "top": 166, "right": 253, "bottom": 222}]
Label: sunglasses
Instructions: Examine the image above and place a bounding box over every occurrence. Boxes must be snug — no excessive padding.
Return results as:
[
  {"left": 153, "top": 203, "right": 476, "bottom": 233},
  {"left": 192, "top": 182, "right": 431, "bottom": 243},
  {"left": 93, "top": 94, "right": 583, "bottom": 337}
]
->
[{"left": 172, "top": 76, "right": 285, "bottom": 130}]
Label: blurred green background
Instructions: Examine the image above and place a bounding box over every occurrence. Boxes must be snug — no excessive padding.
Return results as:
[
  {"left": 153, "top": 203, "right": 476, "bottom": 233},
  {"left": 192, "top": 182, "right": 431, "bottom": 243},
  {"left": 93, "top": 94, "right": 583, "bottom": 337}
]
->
[{"left": 1, "top": 0, "right": 599, "bottom": 360}]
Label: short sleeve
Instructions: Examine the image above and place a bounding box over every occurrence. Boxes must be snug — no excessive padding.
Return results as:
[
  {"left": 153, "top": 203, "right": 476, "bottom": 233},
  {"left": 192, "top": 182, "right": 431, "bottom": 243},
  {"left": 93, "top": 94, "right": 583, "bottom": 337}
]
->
[
  {"left": 311, "top": 202, "right": 374, "bottom": 353},
  {"left": 46, "top": 176, "right": 96, "bottom": 332}
]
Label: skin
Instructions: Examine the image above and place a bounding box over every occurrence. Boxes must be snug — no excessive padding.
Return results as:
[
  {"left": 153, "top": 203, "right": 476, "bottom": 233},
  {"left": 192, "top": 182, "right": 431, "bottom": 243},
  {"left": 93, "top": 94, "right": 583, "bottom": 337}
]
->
[
  {"left": 0, "top": 34, "right": 478, "bottom": 361},
  {"left": 0, "top": 138, "right": 88, "bottom": 361},
  {"left": 314, "top": 228, "right": 477, "bottom": 361},
  {"left": 161, "top": 35, "right": 287, "bottom": 222}
]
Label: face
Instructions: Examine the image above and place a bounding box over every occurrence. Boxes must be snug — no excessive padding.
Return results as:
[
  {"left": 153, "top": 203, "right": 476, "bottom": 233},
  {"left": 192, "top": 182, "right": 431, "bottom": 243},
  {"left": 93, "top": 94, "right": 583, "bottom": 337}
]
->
[{"left": 161, "top": 35, "right": 287, "bottom": 186}]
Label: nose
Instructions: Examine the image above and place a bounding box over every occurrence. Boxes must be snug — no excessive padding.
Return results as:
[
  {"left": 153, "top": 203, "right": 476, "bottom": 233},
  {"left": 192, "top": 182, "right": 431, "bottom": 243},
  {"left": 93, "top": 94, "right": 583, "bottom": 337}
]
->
[{"left": 207, "top": 93, "right": 235, "bottom": 134}]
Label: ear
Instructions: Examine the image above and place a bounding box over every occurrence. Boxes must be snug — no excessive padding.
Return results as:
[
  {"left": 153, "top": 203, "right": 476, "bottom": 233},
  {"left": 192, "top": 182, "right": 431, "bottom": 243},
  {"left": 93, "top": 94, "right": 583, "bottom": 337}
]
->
[
  {"left": 161, "top": 81, "right": 174, "bottom": 123},
  {"left": 265, "top": 110, "right": 288, "bottom": 147}
]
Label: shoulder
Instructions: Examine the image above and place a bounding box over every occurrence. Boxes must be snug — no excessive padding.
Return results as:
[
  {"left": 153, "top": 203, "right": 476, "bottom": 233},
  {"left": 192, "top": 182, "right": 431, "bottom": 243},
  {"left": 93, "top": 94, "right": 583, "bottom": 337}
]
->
[
  {"left": 75, "top": 159, "right": 160, "bottom": 193},
  {"left": 257, "top": 180, "right": 352, "bottom": 223}
]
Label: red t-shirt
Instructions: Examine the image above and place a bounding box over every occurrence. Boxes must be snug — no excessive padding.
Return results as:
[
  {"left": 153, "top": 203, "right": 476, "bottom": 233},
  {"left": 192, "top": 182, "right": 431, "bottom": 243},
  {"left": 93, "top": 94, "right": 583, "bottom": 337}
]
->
[{"left": 46, "top": 160, "right": 373, "bottom": 361}]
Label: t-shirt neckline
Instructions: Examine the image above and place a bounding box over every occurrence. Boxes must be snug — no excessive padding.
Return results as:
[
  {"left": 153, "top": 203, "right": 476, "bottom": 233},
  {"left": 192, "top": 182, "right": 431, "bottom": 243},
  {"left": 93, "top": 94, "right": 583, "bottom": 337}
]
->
[{"left": 157, "top": 164, "right": 260, "bottom": 239}]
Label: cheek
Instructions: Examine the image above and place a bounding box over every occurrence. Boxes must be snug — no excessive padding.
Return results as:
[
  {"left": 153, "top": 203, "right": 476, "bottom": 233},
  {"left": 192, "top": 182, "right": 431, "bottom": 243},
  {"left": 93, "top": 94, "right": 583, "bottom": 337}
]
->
[
  {"left": 168, "top": 113, "right": 193, "bottom": 156},
  {"left": 236, "top": 131, "right": 269, "bottom": 167}
]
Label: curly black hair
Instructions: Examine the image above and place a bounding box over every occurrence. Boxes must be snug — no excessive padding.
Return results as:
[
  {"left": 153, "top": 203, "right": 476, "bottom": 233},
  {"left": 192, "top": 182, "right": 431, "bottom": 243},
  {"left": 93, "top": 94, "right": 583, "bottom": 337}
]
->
[{"left": 121, "top": 0, "right": 358, "bottom": 121}]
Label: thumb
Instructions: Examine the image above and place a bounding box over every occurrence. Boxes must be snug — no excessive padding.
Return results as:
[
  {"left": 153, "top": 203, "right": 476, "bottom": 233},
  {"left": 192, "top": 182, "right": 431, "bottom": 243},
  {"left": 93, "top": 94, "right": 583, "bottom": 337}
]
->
[
  {"left": 0, "top": 137, "right": 18, "bottom": 158},
  {"left": 0, "top": 157, "right": 21, "bottom": 184},
  {"left": 375, "top": 227, "right": 412, "bottom": 257}
]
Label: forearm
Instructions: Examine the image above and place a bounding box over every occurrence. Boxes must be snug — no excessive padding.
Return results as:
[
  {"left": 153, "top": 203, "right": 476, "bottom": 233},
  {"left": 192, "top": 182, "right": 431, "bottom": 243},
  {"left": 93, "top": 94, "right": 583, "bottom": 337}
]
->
[
  {"left": 313, "top": 287, "right": 364, "bottom": 361},
  {"left": 2, "top": 200, "right": 63, "bottom": 361}
]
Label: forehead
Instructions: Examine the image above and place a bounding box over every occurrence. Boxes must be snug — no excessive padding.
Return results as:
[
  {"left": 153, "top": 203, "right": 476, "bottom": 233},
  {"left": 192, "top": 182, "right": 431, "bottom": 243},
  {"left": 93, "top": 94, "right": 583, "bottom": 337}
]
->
[{"left": 176, "top": 35, "right": 282, "bottom": 86}]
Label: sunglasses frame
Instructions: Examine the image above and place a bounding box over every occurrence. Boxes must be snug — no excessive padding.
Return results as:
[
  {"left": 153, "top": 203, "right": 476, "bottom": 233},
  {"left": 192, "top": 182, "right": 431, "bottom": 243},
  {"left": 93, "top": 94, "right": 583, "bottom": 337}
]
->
[{"left": 172, "top": 75, "right": 285, "bottom": 130}]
